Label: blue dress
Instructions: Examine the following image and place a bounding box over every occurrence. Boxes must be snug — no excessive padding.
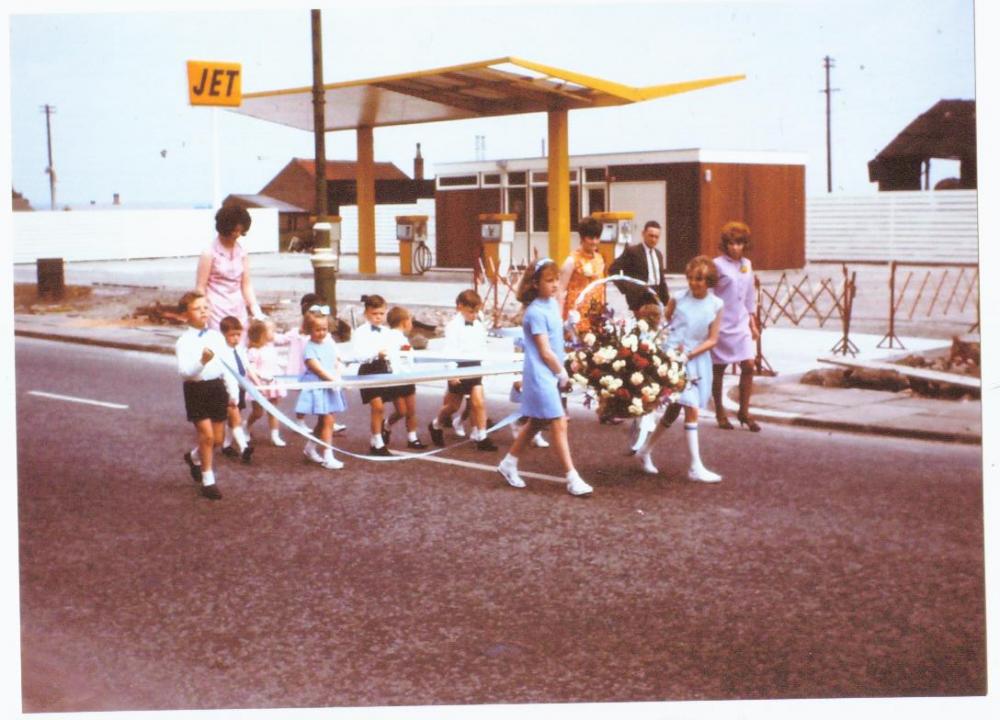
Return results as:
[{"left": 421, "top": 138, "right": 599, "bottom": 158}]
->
[
  {"left": 664, "top": 290, "right": 724, "bottom": 409},
  {"left": 520, "top": 297, "right": 565, "bottom": 420},
  {"left": 294, "top": 340, "right": 348, "bottom": 415}
]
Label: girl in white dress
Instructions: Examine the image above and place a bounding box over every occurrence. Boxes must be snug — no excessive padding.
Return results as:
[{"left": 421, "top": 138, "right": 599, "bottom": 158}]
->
[{"left": 636, "top": 256, "right": 724, "bottom": 482}]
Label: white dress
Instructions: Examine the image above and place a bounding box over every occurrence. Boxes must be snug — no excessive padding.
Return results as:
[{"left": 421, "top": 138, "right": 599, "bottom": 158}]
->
[{"left": 664, "top": 290, "right": 724, "bottom": 409}]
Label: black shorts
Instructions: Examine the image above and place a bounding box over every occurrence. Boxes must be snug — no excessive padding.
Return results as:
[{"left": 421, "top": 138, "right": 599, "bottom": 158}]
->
[
  {"left": 237, "top": 387, "right": 246, "bottom": 410},
  {"left": 359, "top": 357, "right": 396, "bottom": 404},
  {"left": 447, "top": 360, "right": 482, "bottom": 396},
  {"left": 183, "top": 378, "right": 229, "bottom": 423}
]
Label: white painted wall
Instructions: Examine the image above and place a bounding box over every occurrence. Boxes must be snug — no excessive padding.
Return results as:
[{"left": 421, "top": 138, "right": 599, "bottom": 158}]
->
[
  {"left": 11, "top": 208, "right": 279, "bottom": 263},
  {"left": 336, "top": 199, "right": 436, "bottom": 262},
  {"left": 806, "top": 190, "right": 978, "bottom": 264}
]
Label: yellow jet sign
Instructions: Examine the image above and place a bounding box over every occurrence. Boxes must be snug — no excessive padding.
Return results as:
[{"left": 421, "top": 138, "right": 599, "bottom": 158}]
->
[{"left": 187, "top": 60, "right": 242, "bottom": 107}]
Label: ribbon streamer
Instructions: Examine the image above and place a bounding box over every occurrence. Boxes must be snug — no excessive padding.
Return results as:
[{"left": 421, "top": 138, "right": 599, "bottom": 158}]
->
[{"left": 219, "top": 357, "right": 520, "bottom": 463}]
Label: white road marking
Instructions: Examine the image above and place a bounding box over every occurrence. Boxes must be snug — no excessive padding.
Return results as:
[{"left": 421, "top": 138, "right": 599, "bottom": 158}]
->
[
  {"left": 396, "top": 449, "right": 566, "bottom": 484},
  {"left": 27, "top": 390, "right": 129, "bottom": 410}
]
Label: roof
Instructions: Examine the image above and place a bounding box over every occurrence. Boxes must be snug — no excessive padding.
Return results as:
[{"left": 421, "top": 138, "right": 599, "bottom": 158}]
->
[
  {"left": 223, "top": 193, "right": 307, "bottom": 212},
  {"left": 871, "top": 99, "right": 976, "bottom": 162},
  {"left": 232, "top": 56, "right": 744, "bottom": 132},
  {"left": 289, "top": 158, "right": 410, "bottom": 181}
]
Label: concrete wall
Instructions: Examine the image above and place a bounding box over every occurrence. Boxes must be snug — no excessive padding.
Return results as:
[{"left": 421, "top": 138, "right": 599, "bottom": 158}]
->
[{"left": 12, "top": 208, "right": 279, "bottom": 263}]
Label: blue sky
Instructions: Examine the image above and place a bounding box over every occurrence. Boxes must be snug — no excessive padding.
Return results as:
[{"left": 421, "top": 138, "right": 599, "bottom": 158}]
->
[{"left": 4, "top": 0, "right": 980, "bottom": 208}]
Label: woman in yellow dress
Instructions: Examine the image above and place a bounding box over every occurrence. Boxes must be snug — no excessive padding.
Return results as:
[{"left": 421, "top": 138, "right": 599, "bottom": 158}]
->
[{"left": 558, "top": 216, "right": 606, "bottom": 333}]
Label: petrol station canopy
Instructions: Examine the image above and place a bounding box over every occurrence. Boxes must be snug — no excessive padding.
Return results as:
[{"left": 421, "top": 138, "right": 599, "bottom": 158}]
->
[{"left": 233, "top": 56, "right": 744, "bottom": 131}]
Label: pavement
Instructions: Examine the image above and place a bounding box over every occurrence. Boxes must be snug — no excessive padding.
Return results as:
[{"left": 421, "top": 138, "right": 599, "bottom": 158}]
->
[{"left": 11, "top": 252, "right": 983, "bottom": 444}]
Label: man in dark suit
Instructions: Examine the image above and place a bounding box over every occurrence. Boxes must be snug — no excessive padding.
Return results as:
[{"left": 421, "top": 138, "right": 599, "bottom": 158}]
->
[{"left": 608, "top": 220, "right": 670, "bottom": 312}]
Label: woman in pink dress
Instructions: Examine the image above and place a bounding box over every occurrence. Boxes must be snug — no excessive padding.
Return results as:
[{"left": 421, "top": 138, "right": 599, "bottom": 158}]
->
[
  {"left": 710, "top": 221, "right": 761, "bottom": 432},
  {"left": 195, "top": 205, "right": 264, "bottom": 332}
]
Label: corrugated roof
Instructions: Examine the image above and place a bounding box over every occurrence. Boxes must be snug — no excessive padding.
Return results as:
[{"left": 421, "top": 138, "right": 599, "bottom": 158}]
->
[
  {"left": 232, "top": 56, "right": 744, "bottom": 131},
  {"left": 871, "top": 99, "right": 976, "bottom": 162}
]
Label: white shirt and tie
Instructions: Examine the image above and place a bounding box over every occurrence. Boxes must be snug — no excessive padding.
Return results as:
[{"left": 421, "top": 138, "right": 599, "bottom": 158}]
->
[{"left": 645, "top": 245, "right": 661, "bottom": 288}]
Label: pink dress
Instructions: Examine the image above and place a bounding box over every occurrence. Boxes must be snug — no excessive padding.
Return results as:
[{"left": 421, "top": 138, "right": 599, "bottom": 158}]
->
[
  {"left": 710, "top": 254, "right": 756, "bottom": 364},
  {"left": 203, "top": 237, "right": 248, "bottom": 330},
  {"left": 283, "top": 331, "right": 309, "bottom": 378},
  {"left": 247, "top": 343, "right": 286, "bottom": 400}
]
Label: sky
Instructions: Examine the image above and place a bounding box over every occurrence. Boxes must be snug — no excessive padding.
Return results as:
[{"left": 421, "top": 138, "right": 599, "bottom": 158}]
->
[{"left": 4, "top": 0, "right": 979, "bottom": 211}]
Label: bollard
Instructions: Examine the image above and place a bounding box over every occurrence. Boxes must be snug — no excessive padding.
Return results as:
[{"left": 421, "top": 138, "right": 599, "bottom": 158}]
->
[
  {"left": 36, "top": 257, "right": 65, "bottom": 299},
  {"left": 310, "top": 221, "right": 338, "bottom": 315}
]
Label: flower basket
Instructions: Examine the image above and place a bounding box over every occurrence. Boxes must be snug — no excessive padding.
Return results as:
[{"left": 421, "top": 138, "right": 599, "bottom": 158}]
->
[{"left": 564, "top": 275, "right": 687, "bottom": 419}]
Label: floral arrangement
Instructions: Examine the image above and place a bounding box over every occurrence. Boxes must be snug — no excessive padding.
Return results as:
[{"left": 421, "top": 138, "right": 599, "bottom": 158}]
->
[{"left": 565, "top": 304, "right": 687, "bottom": 419}]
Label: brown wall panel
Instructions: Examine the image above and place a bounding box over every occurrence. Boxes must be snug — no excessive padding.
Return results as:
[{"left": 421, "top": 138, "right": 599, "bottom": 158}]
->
[
  {"left": 434, "top": 189, "right": 501, "bottom": 268},
  {"left": 699, "top": 164, "right": 805, "bottom": 270}
]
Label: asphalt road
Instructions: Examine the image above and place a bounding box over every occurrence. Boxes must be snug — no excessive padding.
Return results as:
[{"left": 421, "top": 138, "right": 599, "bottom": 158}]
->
[{"left": 14, "top": 337, "right": 986, "bottom": 713}]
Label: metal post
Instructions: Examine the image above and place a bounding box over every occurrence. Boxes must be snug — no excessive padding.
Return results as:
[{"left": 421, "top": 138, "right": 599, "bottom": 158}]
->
[
  {"left": 821, "top": 56, "right": 838, "bottom": 194},
  {"left": 309, "top": 9, "right": 337, "bottom": 313},
  {"left": 877, "top": 260, "right": 904, "bottom": 349}
]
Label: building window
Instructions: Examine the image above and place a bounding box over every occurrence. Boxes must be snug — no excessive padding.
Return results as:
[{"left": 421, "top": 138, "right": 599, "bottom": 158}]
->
[
  {"left": 437, "top": 174, "right": 479, "bottom": 189},
  {"left": 584, "top": 167, "right": 606, "bottom": 182},
  {"left": 587, "top": 187, "right": 606, "bottom": 215},
  {"left": 482, "top": 173, "right": 502, "bottom": 187},
  {"left": 508, "top": 187, "right": 527, "bottom": 232},
  {"left": 507, "top": 171, "right": 527, "bottom": 186}
]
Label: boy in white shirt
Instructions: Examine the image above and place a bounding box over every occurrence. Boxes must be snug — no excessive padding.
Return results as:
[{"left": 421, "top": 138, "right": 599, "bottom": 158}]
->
[
  {"left": 175, "top": 291, "right": 240, "bottom": 500},
  {"left": 382, "top": 306, "right": 426, "bottom": 449},
  {"left": 218, "top": 315, "right": 257, "bottom": 464},
  {"left": 428, "top": 290, "right": 497, "bottom": 451}
]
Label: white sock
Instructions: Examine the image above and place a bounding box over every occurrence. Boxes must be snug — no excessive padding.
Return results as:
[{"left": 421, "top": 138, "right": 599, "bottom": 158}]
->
[
  {"left": 685, "top": 422, "right": 705, "bottom": 469},
  {"left": 371, "top": 433, "right": 385, "bottom": 449},
  {"left": 202, "top": 470, "right": 216, "bottom": 486},
  {"left": 432, "top": 418, "right": 442, "bottom": 430},
  {"left": 232, "top": 425, "right": 248, "bottom": 452},
  {"left": 407, "top": 430, "right": 418, "bottom": 442},
  {"left": 270, "top": 428, "right": 283, "bottom": 441},
  {"left": 190, "top": 447, "right": 201, "bottom": 465},
  {"left": 223, "top": 425, "right": 233, "bottom": 448},
  {"left": 566, "top": 468, "right": 581, "bottom": 482},
  {"left": 323, "top": 447, "right": 334, "bottom": 463},
  {"left": 501, "top": 452, "right": 518, "bottom": 467}
]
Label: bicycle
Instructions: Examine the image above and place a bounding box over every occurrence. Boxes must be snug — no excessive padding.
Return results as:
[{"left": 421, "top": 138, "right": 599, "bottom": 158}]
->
[{"left": 412, "top": 239, "right": 432, "bottom": 275}]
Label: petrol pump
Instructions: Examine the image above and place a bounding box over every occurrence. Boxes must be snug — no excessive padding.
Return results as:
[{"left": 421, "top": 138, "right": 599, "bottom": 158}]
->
[
  {"left": 395, "top": 215, "right": 428, "bottom": 275},
  {"left": 478, "top": 213, "right": 516, "bottom": 281},
  {"left": 592, "top": 211, "right": 634, "bottom": 268}
]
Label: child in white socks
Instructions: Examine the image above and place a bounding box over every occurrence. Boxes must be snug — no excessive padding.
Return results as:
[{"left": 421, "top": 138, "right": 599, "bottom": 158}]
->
[
  {"left": 219, "top": 315, "right": 255, "bottom": 464},
  {"left": 245, "top": 318, "right": 287, "bottom": 447}
]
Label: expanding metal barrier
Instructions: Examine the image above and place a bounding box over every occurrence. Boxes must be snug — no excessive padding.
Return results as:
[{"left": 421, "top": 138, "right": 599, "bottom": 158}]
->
[{"left": 878, "top": 261, "right": 980, "bottom": 349}]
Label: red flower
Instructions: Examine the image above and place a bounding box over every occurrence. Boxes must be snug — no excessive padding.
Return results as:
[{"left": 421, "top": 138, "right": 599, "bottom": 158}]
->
[
  {"left": 616, "top": 388, "right": 630, "bottom": 399},
  {"left": 634, "top": 357, "right": 649, "bottom": 370},
  {"left": 617, "top": 347, "right": 632, "bottom": 359}
]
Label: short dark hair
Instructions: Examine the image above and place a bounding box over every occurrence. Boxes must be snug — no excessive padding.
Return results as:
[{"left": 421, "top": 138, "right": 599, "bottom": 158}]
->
[
  {"left": 387, "top": 306, "right": 411, "bottom": 328},
  {"left": 456, "top": 289, "right": 483, "bottom": 309},
  {"left": 219, "top": 315, "right": 243, "bottom": 333},
  {"left": 361, "top": 294, "right": 387, "bottom": 310},
  {"left": 578, "top": 216, "right": 601, "bottom": 240},
  {"left": 247, "top": 319, "right": 269, "bottom": 346},
  {"left": 178, "top": 290, "right": 204, "bottom": 312},
  {"left": 299, "top": 292, "right": 321, "bottom": 315},
  {"left": 215, "top": 204, "right": 252, "bottom": 236},
  {"left": 643, "top": 220, "right": 661, "bottom": 232}
]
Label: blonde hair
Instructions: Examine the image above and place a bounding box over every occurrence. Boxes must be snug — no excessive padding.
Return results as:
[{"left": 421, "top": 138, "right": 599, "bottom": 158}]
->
[{"left": 685, "top": 255, "right": 719, "bottom": 287}]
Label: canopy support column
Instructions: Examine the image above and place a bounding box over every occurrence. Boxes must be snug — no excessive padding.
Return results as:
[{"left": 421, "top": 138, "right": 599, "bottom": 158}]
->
[
  {"left": 546, "top": 108, "right": 571, "bottom": 263},
  {"left": 357, "top": 125, "right": 376, "bottom": 274}
]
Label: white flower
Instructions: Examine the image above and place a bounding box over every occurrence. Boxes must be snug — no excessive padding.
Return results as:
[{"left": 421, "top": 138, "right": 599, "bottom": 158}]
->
[
  {"left": 628, "top": 398, "right": 645, "bottom": 415},
  {"left": 572, "top": 373, "right": 588, "bottom": 386},
  {"left": 630, "top": 372, "right": 644, "bottom": 386},
  {"left": 612, "top": 359, "right": 626, "bottom": 372},
  {"left": 622, "top": 335, "right": 638, "bottom": 350},
  {"left": 583, "top": 332, "right": 596, "bottom": 347},
  {"left": 651, "top": 354, "right": 662, "bottom": 367},
  {"left": 609, "top": 378, "right": 623, "bottom": 391},
  {"left": 600, "top": 389, "right": 612, "bottom": 398},
  {"left": 637, "top": 319, "right": 649, "bottom": 333},
  {"left": 600, "top": 375, "right": 612, "bottom": 387},
  {"left": 657, "top": 364, "right": 669, "bottom": 378}
]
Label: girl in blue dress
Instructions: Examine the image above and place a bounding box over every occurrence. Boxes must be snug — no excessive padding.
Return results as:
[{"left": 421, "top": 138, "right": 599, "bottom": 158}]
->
[
  {"left": 636, "top": 255, "right": 724, "bottom": 482},
  {"left": 497, "top": 258, "right": 592, "bottom": 497},
  {"left": 295, "top": 314, "right": 347, "bottom": 470}
]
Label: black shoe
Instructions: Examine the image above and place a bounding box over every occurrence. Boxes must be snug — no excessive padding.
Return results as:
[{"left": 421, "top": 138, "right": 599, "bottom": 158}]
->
[
  {"left": 381, "top": 419, "right": 392, "bottom": 445},
  {"left": 241, "top": 445, "right": 254, "bottom": 464},
  {"left": 428, "top": 422, "right": 445, "bottom": 447},
  {"left": 369, "top": 445, "right": 393, "bottom": 457},
  {"left": 201, "top": 484, "right": 222, "bottom": 500},
  {"left": 476, "top": 437, "right": 498, "bottom": 451},
  {"left": 599, "top": 415, "right": 624, "bottom": 426},
  {"left": 407, "top": 438, "right": 427, "bottom": 449},
  {"left": 183, "top": 452, "right": 202, "bottom": 483},
  {"left": 221, "top": 445, "right": 239, "bottom": 459}
]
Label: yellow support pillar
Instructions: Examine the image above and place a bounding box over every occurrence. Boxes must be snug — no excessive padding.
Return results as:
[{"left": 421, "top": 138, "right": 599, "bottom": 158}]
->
[
  {"left": 357, "top": 125, "right": 376, "bottom": 274},
  {"left": 547, "top": 109, "right": 570, "bottom": 263}
]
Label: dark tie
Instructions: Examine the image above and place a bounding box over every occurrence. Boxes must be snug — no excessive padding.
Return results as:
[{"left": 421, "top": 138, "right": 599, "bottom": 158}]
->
[
  {"left": 465, "top": 321, "right": 475, "bottom": 327},
  {"left": 233, "top": 348, "right": 245, "bottom": 375},
  {"left": 371, "top": 325, "right": 381, "bottom": 333},
  {"left": 198, "top": 328, "right": 208, "bottom": 337}
]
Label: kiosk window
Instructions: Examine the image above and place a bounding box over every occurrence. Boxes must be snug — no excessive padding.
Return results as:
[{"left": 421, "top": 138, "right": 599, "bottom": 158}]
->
[
  {"left": 507, "top": 171, "right": 527, "bottom": 186},
  {"left": 531, "top": 186, "right": 580, "bottom": 233},
  {"left": 508, "top": 187, "right": 527, "bottom": 232}
]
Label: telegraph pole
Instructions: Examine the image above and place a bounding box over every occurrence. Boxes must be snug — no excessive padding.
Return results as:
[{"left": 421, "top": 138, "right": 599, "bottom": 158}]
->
[
  {"left": 821, "top": 56, "right": 839, "bottom": 193},
  {"left": 41, "top": 104, "right": 56, "bottom": 209}
]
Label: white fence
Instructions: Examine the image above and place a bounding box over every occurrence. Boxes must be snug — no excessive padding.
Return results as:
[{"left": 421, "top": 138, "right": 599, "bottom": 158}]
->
[
  {"left": 806, "top": 190, "right": 978, "bottom": 264},
  {"left": 11, "top": 208, "right": 279, "bottom": 263}
]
